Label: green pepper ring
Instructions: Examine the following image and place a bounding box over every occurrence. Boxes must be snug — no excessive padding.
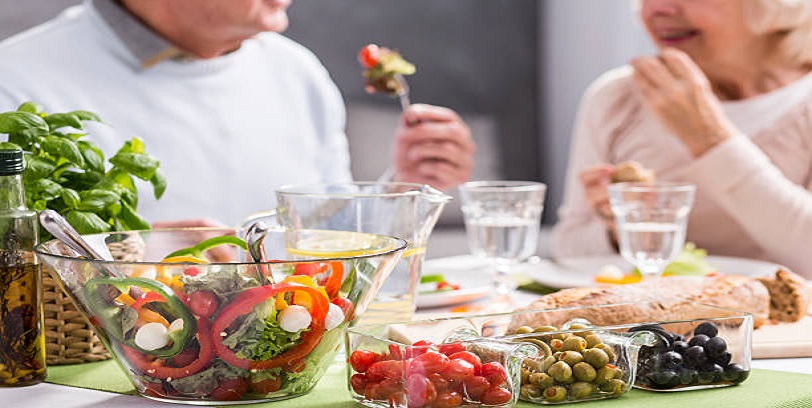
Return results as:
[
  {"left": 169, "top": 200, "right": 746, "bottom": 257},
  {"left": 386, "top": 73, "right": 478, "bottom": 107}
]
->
[{"left": 84, "top": 277, "right": 197, "bottom": 358}]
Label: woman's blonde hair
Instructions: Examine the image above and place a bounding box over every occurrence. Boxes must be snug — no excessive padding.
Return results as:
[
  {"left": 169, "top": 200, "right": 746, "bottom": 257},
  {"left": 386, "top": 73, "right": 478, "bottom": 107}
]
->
[{"left": 744, "top": 0, "right": 812, "bottom": 63}]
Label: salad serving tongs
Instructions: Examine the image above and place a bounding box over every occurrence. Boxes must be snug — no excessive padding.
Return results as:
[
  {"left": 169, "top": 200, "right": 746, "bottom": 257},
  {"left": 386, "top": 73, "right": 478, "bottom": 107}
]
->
[
  {"left": 245, "top": 221, "right": 274, "bottom": 285},
  {"left": 39, "top": 209, "right": 126, "bottom": 278}
]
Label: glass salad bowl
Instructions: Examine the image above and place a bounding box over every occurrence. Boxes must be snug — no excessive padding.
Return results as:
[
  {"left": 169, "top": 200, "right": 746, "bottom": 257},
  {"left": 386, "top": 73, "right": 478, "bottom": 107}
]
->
[{"left": 36, "top": 228, "right": 406, "bottom": 405}]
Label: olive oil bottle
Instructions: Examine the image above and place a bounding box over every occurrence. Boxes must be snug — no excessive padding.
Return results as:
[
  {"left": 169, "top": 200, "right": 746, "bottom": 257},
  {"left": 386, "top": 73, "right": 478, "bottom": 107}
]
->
[{"left": 0, "top": 149, "right": 45, "bottom": 386}]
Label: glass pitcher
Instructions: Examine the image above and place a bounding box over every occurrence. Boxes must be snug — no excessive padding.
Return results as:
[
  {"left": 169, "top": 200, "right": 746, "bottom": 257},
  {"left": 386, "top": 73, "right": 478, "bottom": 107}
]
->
[{"left": 243, "top": 182, "right": 452, "bottom": 324}]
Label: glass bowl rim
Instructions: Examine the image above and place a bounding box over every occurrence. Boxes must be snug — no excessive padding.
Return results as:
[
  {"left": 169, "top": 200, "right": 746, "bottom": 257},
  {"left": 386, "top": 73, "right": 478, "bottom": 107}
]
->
[{"left": 34, "top": 227, "right": 409, "bottom": 266}]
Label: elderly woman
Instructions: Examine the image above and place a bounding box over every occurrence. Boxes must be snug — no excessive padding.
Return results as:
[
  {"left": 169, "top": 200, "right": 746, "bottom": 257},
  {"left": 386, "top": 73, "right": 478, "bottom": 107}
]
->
[{"left": 552, "top": 0, "right": 812, "bottom": 278}]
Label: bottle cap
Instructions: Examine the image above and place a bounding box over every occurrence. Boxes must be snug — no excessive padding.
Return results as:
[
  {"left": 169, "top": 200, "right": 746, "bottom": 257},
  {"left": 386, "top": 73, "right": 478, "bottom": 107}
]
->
[{"left": 0, "top": 149, "right": 24, "bottom": 176}]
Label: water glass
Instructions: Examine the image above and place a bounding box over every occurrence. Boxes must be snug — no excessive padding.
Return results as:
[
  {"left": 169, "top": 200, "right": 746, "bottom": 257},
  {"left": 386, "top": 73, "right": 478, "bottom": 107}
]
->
[
  {"left": 608, "top": 182, "right": 696, "bottom": 278},
  {"left": 458, "top": 181, "right": 546, "bottom": 298}
]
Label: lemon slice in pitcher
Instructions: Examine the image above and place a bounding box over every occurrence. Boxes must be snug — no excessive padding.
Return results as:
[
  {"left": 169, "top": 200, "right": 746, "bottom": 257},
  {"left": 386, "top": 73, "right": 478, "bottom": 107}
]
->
[{"left": 287, "top": 231, "right": 394, "bottom": 258}]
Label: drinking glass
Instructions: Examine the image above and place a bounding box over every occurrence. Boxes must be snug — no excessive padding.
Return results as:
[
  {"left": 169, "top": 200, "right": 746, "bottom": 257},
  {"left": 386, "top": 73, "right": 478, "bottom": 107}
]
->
[
  {"left": 458, "top": 181, "right": 546, "bottom": 300},
  {"left": 608, "top": 182, "right": 696, "bottom": 279}
]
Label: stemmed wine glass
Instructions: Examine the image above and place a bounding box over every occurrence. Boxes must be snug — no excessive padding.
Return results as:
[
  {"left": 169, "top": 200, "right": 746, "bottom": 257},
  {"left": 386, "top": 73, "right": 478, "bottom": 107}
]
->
[
  {"left": 458, "top": 181, "right": 546, "bottom": 305},
  {"left": 607, "top": 182, "right": 696, "bottom": 279}
]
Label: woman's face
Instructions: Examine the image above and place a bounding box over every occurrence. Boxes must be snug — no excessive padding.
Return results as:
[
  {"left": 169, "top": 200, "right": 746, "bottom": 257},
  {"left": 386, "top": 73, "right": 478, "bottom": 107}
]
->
[{"left": 638, "top": 0, "right": 763, "bottom": 70}]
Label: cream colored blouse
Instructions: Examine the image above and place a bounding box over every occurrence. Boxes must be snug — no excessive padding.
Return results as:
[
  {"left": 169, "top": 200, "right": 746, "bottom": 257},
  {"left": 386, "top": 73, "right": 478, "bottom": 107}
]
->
[{"left": 552, "top": 66, "right": 812, "bottom": 279}]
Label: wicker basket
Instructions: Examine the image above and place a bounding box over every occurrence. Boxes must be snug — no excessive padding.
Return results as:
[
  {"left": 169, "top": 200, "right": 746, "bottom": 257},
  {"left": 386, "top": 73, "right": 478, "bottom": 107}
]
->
[
  {"left": 42, "top": 233, "right": 146, "bottom": 365},
  {"left": 42, "top": 271, "right": 110, "bottom": 365}
]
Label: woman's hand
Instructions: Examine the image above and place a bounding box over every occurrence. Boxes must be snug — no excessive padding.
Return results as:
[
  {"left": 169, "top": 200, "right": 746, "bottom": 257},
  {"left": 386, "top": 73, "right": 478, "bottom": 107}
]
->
[
  {"left": 579, "top": 164, "right": 616, "bottom": 231},
  {"left": 392, "top": 104, "right": 475, "bottom": 190},
  {"left": 630, "top": 48, "right": 738, "bottom": 157}
]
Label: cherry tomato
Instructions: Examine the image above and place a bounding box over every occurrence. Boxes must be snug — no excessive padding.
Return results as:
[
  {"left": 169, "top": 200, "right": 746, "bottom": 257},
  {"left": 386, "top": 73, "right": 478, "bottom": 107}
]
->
[
  {"left": 437, "top": 343, "right": 466, "bottom": 356},
  {"left": 358, "top": 44, "right": 380, "bottom": 68},
  {"left": 440, "top": 359, "right": 475, "bottom": 381},
  {"left": 183, "top": 266, "right": 200, "bottom": 276},
  {"left": 433, "top": 390, "right": 463, "bottom": 408},
  {"left": 187, "top": 290, "right": 219, "bottom": 317},
  {"left": 250, "top": 375, "right": 282, "bottom": 394},
  {"left": 388, "top": 391, "right": 407, "bottom": 407},
  {"left": 331, "top": 297, "right": 354, "bottom": 321},
  {"left": 406, "top": 340, "right": 434, "bottom": 358},
  {"left": 462, "top": 376, "right": 490, "bottom": 401},
  {"left": 350, "top": 373, "right": 368, "bottom": 395},
  {"left": 168, "top": 345, "right": 199, "bottom": 368},
  {"left": 211, "top": 377, "right": 249, "bottom": 401},
  {"left": 427, "top": 373, "right": 450, "bottom": 392},
  {"left": 448, "top": 351, "right": 482, "bottom": 374},
  {"left": 480, "top": 362, "right": 507, "bottom": 386},
  {"left": 366, "top": 359, "right": 405, "bottom": 381},
  {"left": 411, "top": 350, "right": 450, "bottom": 375},
  {"left": 405, "top": 374, "right": 436, "bottom": 408},
  {"left": 480, "top": 386, "right": 512, "bottom": 405},
  {"left": 350, "top": 349, "right": 379, "bottom": 373},
  {"left": 387, "top": 343, "right": 404, "bottom": 360}
]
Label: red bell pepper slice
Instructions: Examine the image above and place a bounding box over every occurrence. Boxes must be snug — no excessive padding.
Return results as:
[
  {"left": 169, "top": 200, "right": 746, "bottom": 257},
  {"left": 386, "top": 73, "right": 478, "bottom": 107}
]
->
[
  {"left": 122, "top": 317, "right": 213, "bottom": 380},
  {"left": 130, "top": 291, "right": 166, "bottom": 310},
  {"left": 293, "top": 261, "right": 344, "bottom": 299},
  {"left": 212, "top": 282, "right": 329, "bottom": 370}
]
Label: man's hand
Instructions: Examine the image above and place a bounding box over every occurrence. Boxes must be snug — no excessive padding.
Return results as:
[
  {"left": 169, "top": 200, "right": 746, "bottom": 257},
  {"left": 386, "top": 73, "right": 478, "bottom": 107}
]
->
[{"left": 391, "top": 104, "right": 475, "bottom": 190}]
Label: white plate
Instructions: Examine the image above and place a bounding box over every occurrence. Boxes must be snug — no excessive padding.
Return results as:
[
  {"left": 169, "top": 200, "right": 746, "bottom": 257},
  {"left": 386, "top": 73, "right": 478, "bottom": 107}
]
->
[
  {"left": 418, "top": 256, "right": 492, "bottom": 309},
  {"left": 523, "top": 255, "right": 783, "bottom": 289}
]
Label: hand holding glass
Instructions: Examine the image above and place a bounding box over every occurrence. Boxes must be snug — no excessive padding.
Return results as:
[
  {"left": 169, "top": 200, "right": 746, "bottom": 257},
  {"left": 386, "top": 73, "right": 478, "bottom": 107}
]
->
[
  {"left": 459, "top": 181, "right": 546, "bottom": 297},
  {"left": 608, "top": 182, "right": 696, "bottom": 279}
]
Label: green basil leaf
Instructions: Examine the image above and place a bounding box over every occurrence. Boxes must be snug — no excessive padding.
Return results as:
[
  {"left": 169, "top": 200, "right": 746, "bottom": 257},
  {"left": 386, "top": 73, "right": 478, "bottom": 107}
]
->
[
  {"left": 25, "top": 178, "right": 63, "bottom": 202},
  {"left": 61, "top": 188, "right": 81, "bottom": 209},
  {"left": 108, "top": 169, "right": 138, "bottom": 207},
  {"left": 69, "top": 110, "right": 103, "bottom": 123},
  {"left": 119, "top": 201, "right": 150, "bottom": 231},
  {"left": 117, "top": 137, "right": 145, "bottom": 154},
  {"left": 0, "top": 111, "right": 49, "bottom": 137},
  {"left": 150, "top": 168, "right": 167, "bottom": 200},
  {"left": 109, "top": 152, "right": 159, "bottom": 181},
  {"left": 44, "top": 113, "right": 85, "bottom": 131},
  {"left": 23, "top": 155, "right": 56, "bottom": 180},
  {"left": 64, "top": 210, "right": 111, "bottom": 235},
  {"left": 41, "top": 135, "right": 85, "bottom": 167},
  {"left": 16, "top": 102, "right": 42, "bottom": 115},
  {"left": 77, "top": 140, "right": 104, "bottom": 172},
  {"left": 78, "top": 189, "right": 120, "bottom": 212},
  {"left": 32, "top": 200, "right": 47, "bottom": 211},
  {"left": 7, "top": 132, "right": 34, "bottom": 149}
]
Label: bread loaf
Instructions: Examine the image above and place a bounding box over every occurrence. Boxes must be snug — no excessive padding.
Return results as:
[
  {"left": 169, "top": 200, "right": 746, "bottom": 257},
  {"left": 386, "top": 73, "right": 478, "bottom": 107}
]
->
[
  {"left": 757, "top": 268, "right": 811, "bottom": 322},
  {"left": 509, "top": 275, "right": 771, "bottom": 331}
]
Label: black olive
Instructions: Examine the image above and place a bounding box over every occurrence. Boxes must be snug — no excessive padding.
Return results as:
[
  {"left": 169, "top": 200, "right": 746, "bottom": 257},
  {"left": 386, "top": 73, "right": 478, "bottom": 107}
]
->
[
  {"left": 688, "top": 334, "right": 710, "bottom": 348},
  {"left": 672, "top": 340, "right": 689, "bottom": 355},
  {"left": 694, "top": 322, "right": 718, "bottom": 338},
  {"left": 660, "top": 351, "right": 683, "bottom": 369},
  {"left": 678, "top": 368, "right": 698, "bottom": 385},
  {"left": 648, "top": 370, "right": 679, "bottom": 389},
  {"left": 723, "top": 364, "right": 749, "bottom": 384},
  {"left": 682, "top": 346, "right": 707, "bottom": 368},
  {"left": 713, "top": 351, "right": 732, "bottom": 367},
  {"left": 705, "top": 336, "right": 727, "bottom": 358}
]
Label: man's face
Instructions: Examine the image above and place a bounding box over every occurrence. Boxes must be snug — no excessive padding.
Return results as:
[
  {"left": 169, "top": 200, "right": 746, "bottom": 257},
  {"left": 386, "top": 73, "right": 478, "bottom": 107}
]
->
[{"left": 197, "top": 0, "right": 292, "bottom": 38}]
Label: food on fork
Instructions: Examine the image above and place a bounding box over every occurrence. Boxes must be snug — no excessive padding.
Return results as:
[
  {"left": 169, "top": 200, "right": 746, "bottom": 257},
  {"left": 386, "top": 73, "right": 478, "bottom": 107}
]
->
[
  {"left": 357, "top": 43, "right": 416, "bottom": 96},
  {"left": 610, "top": 160, "right": 655, "bottom": 183}
]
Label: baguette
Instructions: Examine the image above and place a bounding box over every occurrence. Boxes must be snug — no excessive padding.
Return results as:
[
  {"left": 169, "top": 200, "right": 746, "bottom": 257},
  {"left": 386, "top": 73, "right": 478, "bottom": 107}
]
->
[
  {"left": 610, "top": 161, "right": 655, "bottom": 183},
  {"left": 509, "top": 275, "right": 771, "bottom": 331},
  {"left": 757, "top": 268, "right": 811, "bottom": 322}
]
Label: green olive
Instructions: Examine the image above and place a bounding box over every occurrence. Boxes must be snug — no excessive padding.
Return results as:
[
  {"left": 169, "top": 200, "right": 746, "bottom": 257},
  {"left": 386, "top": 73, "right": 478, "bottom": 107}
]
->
[
  {"left": 548, "top": 361, "right": 573, "bottom": 383},
  {"left": 520, "top": 384, "right": 542, "bottom": 400},
  {"left": 559, "top": 350, "right": 584, "bottom": 366},
  {"left": 515, "top": 326, "right": 534, "bottom": 334},
  {"left": 528, "top": 372, "right": 554, "bottom": 389},
  {"left": 568, "top": 381, "right": 596, "bottom": 399},
  {"left": 542, "top": 385, "right": 567, "bottom": 402},
  {"left": 584, "top": 334, "right": 603, "bottom": 348},
  {"left": 540, "top": 355, "right": 557, "bottom": 372},
  {"left": 523, "top": 358, "right": 544, "bottom": 372},
  {"left": 562, "top": 336, "right": 587, "bottom": 352},
  {"left": 600, "top": 379, "right": 627, "bottom": 395},
  {"left": 583, "top": 348, "right": 610, "bottom": 369},
  {"left": 594, "top": 366, "right": 616, "bottom": 385},
  {"left": 573, "top": 362, "right": 597, "bottom": 382},
  {"left": 595, "top": 343, "right": 616, "bottom": 361},
  {"left": 533, "top": 325, "right": 558, "bottom": 333},
  {"left": 550, "top": 338, "right": 564, "bottom": 352}
]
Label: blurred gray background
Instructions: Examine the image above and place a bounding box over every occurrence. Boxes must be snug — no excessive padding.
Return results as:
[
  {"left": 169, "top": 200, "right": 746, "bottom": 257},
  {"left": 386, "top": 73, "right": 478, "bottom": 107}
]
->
[{"left": 0, "top": 0, "right": 653, "bottom": 241}]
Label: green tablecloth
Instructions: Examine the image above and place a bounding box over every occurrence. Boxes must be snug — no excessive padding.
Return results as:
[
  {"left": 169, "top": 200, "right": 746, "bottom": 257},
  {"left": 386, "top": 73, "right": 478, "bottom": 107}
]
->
[{"left": 46, "top": 358, "right": 812, "bottom": 408}]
